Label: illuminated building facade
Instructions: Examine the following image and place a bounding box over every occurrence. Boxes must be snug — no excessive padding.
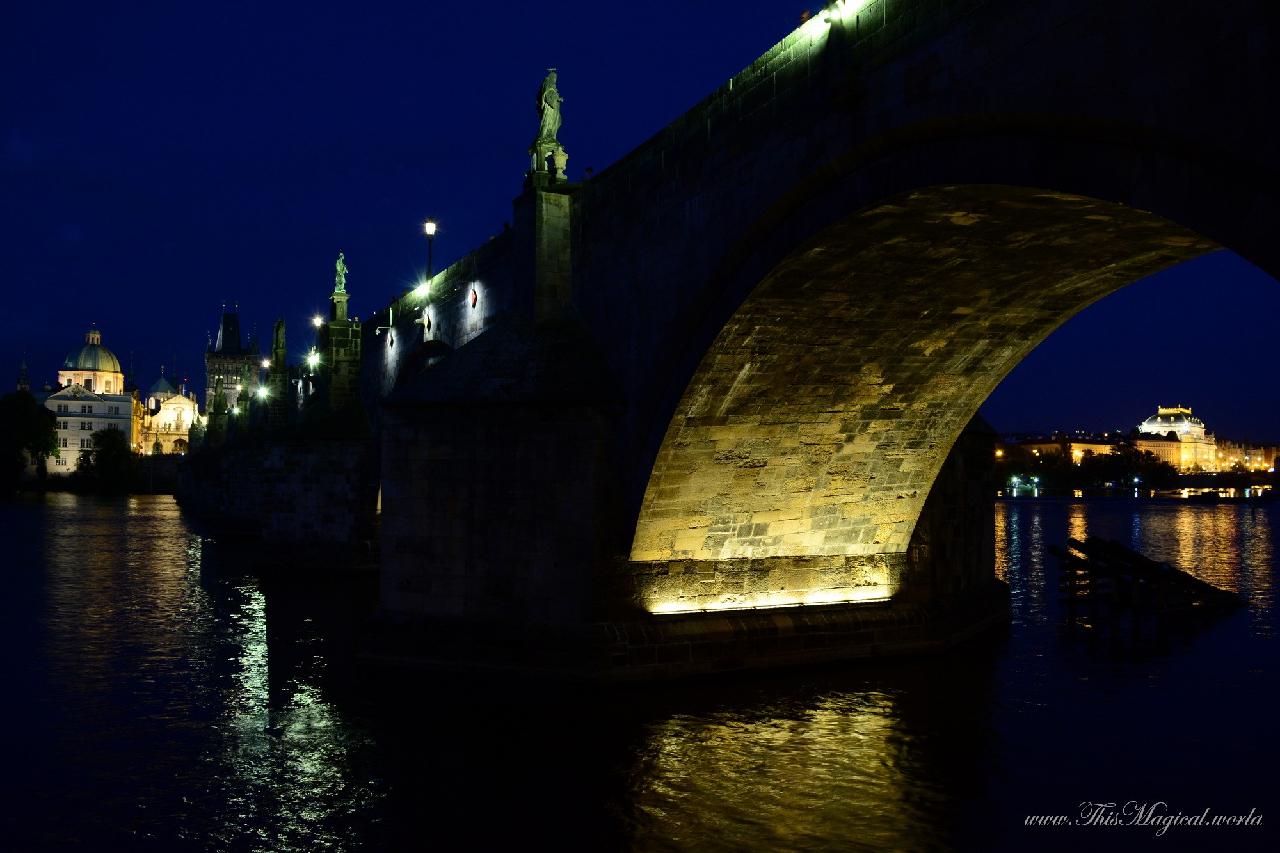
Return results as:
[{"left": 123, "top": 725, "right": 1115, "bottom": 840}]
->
[
  {"left": 44, "top": 327, "right": 140, "bottom": 472},
  {"left": 1136, "top": 405, "right": 1217, "bottom": 471},
  {"left": 1132, "top": 433, "right": 1183, "bottom": 468},
  {"left": 1014, "top": 435, "right": 1120, "bottom": 464},
  {"left": 1215, "top": 439, "right": 1278, "bottom": 472},
  {"left": 140, "top": 371, "right": 202, "bottom": 455}
]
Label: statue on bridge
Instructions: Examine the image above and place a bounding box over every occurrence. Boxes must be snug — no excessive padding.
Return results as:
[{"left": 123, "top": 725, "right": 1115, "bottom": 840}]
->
[
  {"left": 528, "top": 69, "right": 569, "bottom": 185},
  {"left": 272, "top": 318, "right": 286, "bottom": 362},
  {"left": 334, "top": 252, "right": 348, "bottom": 293},
  {"left": 536, "top": 69, "right": 563, "bottom": 143}
]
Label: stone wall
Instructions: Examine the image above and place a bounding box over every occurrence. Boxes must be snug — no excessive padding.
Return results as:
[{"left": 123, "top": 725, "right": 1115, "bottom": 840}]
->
[
  {"left": 177, "top": 439, "right": 377, "bottom": 549},
  {"left": 360, "top": 0, "right": 1275, "bottom": 632},
  {"left": 568, "top": 0, "right": 1278, "bottom": 529},
  {"left": 628, "top": 186, "right": 1210, "bottom": 571},
  {"left": 359, "top": 228, "right": 519, "bottom": 420},
  {"left": 377, "top": 315, "right": 620, "bottom": 626},
  {"left": 611, "top": 415, "right": 994, "bottom": 617}
]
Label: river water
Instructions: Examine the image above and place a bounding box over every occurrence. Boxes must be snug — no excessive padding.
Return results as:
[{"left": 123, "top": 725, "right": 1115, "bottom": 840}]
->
[{"left": 1, "top": 494, "right": 1275, "bottom": 851}]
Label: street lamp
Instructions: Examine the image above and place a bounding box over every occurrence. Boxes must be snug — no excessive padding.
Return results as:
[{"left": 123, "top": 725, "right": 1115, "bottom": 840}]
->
[
  {"left": 311, "top": 314, "right": 324, "bottom": 328},
  {"left": 423, "top": 219, "right": 438, "bottom": 278}
]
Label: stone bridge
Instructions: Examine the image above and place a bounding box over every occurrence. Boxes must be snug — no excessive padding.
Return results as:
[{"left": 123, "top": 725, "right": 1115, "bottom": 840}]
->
[{"left": 361, "top": 0, "right": 1277, "bottom": 656}]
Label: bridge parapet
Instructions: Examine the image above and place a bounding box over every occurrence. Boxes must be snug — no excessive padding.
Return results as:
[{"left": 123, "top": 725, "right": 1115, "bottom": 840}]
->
[{"left": 359, "top": 227, "right": 516, "bottom": 412}]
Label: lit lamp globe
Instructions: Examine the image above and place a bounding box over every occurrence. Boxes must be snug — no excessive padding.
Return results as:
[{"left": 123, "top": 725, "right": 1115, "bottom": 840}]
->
[{"left": 423, "top": 219, "right": 438, "bottom": 278}]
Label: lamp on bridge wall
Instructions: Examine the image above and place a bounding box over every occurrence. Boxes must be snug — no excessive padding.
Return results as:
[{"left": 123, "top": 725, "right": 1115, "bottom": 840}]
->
[{"left": 423, "top": 219, "right": 438, "bottom": 278}]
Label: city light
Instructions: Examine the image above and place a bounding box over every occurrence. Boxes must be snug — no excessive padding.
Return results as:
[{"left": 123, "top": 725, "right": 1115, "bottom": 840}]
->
[
  {"left": 307, "top": 349, "right": 320, "bottom": 369},
  {"left": 424, "top": 219, "right": 438, "bottom": 278},
  {"left": 819, "top": 0, "right": 874, "bottom": 26},
  {"left": 231, "top": 406, "right": 239, "bottom": 415},
  {"left": 256, "top": 386, "right": 268, "bottom": 400},
  {"left": 413, "top": 280, "right": 430, "bottom": 298},
  {"left": 311, "top": 315, "right": 324, "bottom": 328},
  {"left": 261, "top": 358, "right": 271, "bottom": 369}
]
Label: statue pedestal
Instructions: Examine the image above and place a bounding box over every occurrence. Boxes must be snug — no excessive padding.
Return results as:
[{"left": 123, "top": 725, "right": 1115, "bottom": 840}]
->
[{"left": 529, "top": 140, "right": 569, "bottom": 186}]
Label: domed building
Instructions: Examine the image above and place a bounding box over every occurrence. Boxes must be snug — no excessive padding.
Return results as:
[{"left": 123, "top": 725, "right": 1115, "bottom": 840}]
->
[
  {"left": 58, "top": 327, "right": 124, "bottom": 394},
  {"left": 42, "top": 327, "right": 142, "bottom": 473},
  {"left": 1135, "top": 405, "right": 1218, "bottom": 471}
]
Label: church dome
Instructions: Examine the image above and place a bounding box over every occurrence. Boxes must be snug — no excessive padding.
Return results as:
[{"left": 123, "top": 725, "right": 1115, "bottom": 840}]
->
[
  {"left": 1138, "top": 405, "right": 1206, "bottom": 438},
  {"left": 63, "top": 328, "right": 122, "bottom": 374}
]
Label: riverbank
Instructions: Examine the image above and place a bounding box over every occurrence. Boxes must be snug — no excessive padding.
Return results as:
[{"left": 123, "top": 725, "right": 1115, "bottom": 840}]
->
[{"left": 17, "top": 454, "right": 182, "bottom": 495}]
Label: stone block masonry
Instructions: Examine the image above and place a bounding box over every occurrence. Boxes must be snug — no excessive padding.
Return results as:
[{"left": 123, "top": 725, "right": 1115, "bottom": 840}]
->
[
  {"left": 313, "top": 0, "right": 1275, "bottom": 672},
  {"left": 177, "top": 439, "right": 377, "bottom": 552}
]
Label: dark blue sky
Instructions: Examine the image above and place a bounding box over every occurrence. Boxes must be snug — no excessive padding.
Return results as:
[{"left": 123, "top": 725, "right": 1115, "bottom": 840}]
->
[{"left": 4, "top": 1, "right": 1278, "bottom": 439}]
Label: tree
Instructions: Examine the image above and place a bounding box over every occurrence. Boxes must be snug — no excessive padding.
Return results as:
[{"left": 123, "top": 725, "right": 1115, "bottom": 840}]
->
[
  {"left": 0, "top": 390, "right": 57, "bottom": 490},
  {"left": 188, "top": 418, "right": 206, "bottom": 449},
  {"left": 77, "top": 427, "right": 135, "bottom": 492}
]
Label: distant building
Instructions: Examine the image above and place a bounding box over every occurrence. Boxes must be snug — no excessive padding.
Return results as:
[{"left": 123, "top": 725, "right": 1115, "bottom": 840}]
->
[
  {"left": 1132, "top": 432, "right": 1184, "bottom": 469},
  {"left": 140, "top": 369, "right": 202, "bottom": 455},
  {"left": 1136, "top": 405, "right": 1217, "bottom": 471},
  {"left": 1215, "top": 438, "right": 1278, "bottom": 472},
  {"left": 1001, "top": 406, "right": 1276, "bottom": 475},
  {"left": 1014, "top": 435, "right": 1120, "bottom": 464},
  {"left": 205, "top": 307, "right": 260, "bottom": 415},
  {"left": 45, "top": 327, "right": 138, "bottom": 473}
]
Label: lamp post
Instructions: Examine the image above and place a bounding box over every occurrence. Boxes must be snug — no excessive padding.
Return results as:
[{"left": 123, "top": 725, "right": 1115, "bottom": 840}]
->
[{"left": 424, "top": 219, "right": 438, "bottom": 278}]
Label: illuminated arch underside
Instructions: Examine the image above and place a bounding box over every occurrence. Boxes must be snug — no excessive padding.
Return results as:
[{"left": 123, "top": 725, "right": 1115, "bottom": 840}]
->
[{"left": 629, "top": 186, "right": 1214, "bottom": 610}]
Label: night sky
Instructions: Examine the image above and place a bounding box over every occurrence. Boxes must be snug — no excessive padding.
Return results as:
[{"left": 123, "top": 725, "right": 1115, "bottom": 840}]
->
[{"left": 5, "top": 1, "right": 1278, "bottom": 440}]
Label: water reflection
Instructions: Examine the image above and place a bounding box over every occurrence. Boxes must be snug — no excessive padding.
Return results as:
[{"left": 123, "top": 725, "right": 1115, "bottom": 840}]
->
[
  {"left": 5, "top": 494, "right": 1277, "bottom": 851},
  {"left": 994, "top": 498, "right": 1276, "bottom": 638},
  {"left": 631, "top": 695, "right": 905, "bottom": 849},
  {"left": 23, "top": 495, "right": 380, "bottom": 850}
]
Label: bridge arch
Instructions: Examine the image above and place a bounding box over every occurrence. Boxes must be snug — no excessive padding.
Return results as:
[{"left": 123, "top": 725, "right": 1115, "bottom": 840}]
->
[{"left": 626, "top": 184, "right": 1217, "bottom": 613}]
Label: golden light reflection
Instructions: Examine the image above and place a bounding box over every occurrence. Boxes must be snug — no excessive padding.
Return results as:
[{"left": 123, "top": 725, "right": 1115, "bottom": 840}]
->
[
  {"left": 1067, "top": 506, "right": 1087, "bottom": 547},
  {"left": 630, "top": 692, "right": 924, "bottom": 850},
  {"left": 994, "top": 501, "right": 1009, "bottom": 582}
]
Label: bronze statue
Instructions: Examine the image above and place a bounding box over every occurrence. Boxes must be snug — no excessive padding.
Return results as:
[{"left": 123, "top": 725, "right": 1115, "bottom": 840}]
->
[{"left": 536, "top": 69, "right": 563, "bottom": 143}]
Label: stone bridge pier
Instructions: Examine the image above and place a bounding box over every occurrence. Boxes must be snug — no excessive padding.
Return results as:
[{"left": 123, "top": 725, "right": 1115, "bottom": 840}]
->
[{"left": 373, "top": 0, "right": 1275, "bottom": 676}]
